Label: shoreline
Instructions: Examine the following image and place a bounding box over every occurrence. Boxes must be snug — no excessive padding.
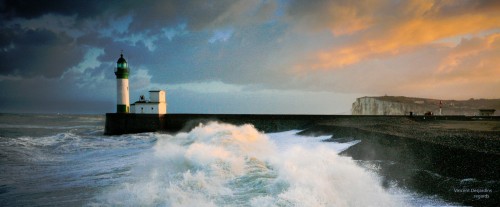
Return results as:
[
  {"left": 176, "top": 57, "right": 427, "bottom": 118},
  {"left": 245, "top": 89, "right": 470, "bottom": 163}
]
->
[{"left": 298, "top": 117, "right": 499, "bottom": 206}]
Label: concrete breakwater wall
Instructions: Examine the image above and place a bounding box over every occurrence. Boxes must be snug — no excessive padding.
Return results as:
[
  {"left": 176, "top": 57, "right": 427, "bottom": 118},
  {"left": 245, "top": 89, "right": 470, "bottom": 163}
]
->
[
  {"left": 105, "top": 113, "right": 336, "bottom": 135},
  {"left": 105, "top": 113, "right": 165, "bottom": 135},
  {"left": 104, "top": 113, "right": 489, "bottom": 135}
]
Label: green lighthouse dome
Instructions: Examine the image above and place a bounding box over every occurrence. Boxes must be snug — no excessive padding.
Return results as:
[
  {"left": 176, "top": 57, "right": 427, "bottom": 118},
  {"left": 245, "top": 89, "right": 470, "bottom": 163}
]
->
[
  {"left": 115, "top": 53, "right": 129, "bottom": 79},
  {"left": 117, "top": 53, "right": 128, "bottom": 69}
]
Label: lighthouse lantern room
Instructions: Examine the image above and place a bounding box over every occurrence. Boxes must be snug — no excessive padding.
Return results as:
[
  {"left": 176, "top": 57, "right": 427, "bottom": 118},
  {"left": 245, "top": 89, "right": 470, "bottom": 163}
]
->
[{"left": 115, "top": 53, "right": 130, "bottom": 113}]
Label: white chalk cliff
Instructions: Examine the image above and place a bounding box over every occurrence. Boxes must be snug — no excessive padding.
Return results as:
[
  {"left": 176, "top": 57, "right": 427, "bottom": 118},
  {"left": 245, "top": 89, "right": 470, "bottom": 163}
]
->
[{"left": 351, "top": 96, "right": 500, "bottom": 116}]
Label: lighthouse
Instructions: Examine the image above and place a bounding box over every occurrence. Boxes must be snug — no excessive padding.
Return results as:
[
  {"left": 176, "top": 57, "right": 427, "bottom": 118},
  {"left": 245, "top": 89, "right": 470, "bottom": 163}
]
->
[{"left": 115, "top": 53, "right": 130, "bottom": 113}]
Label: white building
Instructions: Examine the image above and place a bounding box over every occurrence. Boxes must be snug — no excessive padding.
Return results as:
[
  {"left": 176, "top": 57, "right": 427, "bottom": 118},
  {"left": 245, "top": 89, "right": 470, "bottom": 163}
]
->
[{"left": 130, "top": 90, "right": 167, "bottom": 114}]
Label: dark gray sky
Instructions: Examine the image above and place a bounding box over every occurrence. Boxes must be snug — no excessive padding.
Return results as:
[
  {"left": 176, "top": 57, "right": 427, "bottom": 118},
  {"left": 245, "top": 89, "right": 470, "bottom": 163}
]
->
[{"left": 1, "top": 0, "right": 499, "bottom": 114}]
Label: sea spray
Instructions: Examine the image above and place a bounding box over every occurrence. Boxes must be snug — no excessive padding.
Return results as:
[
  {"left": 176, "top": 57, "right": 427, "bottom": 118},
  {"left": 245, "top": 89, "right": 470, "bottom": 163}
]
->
[{"left": 93, "top": 122, "right": 403, "bottom": 206}]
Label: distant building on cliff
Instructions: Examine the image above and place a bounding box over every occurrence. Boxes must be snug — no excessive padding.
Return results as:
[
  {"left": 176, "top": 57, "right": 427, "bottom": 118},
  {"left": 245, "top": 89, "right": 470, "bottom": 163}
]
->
[
  {"left": 114, "top": 53, "right": 167, "bottom": 114},
  {"left": 479, "top": 109, "right": 495, "bottom": 116}
]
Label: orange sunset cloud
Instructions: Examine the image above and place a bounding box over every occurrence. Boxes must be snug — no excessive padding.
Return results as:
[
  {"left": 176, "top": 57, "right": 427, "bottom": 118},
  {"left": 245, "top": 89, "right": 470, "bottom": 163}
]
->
[
  {"left": 295, "top": 0, "right": 500, "bottom": 71},
  {"left": 286, "top": 0, "right": 500, "bottom": 99}
]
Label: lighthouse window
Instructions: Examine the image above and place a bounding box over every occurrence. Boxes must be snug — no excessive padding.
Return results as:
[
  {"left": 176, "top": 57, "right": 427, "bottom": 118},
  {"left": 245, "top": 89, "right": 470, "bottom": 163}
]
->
[{"left": 117, "top": 62, "right": 127, "bottom": 68}]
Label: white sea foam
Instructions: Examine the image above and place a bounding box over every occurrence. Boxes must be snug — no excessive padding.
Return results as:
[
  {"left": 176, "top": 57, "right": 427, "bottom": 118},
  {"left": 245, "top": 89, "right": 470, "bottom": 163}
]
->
[
  {"left": 267, "top": 130, "right": 361, "bottom": 153},
  {"left": 93, "top": 122, "right": 404, "bottom": 206}
]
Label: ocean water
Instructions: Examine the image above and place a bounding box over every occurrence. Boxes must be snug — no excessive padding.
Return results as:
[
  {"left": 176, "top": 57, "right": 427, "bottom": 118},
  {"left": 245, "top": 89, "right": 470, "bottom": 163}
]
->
[{"left": 0, "top": 114, "right": 453, "bottom": 206}]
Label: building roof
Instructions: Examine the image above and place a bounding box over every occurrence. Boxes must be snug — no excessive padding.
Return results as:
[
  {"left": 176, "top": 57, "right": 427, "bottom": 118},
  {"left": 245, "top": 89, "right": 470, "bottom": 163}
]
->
[{"left": 133, "top": 101, "right": 162, "bottom": 105}]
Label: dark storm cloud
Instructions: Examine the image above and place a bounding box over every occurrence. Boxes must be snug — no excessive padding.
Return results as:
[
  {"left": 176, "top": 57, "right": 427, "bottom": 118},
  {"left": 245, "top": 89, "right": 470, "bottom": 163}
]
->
[
  {"left": 75, "top": 20, "right": 287, "bottom": 87},
  {"left": 0, "top": 25, "right": 84, "bottom": 78},
  {"left": 76, "top": 32, "right": 154, "bottom": 65},
  {"left": 1, "top": 0, "right": 277, "bottom": 32},
  {"left": 124, "top": 0, "right": 277, "bottom": 32},
  {"left": 1, "top": 0, "right": 278, "bottom": 78},
  {"left": 0, "top": 0, "right": 117, "bottom": 20}
]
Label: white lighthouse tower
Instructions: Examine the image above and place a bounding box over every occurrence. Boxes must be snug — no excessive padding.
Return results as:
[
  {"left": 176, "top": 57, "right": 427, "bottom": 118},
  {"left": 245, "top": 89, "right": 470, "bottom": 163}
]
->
[{"left": 115, "top": 53, "right": 130, "bottom": 113}]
